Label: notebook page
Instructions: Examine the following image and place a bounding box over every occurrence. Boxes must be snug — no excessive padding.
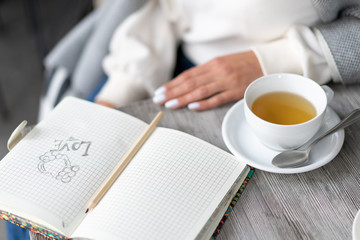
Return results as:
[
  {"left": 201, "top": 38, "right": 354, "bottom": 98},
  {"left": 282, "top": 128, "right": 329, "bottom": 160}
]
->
[
  {"left": 0, "top": 97, "right": 147, "bottom": 235},
  {"left": 73, "top": 128, "right": 247, "bottom": 240}
]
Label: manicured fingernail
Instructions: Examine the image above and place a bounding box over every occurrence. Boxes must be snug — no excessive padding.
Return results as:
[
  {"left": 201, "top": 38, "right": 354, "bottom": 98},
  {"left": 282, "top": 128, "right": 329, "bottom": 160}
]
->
[
  {"left": 152, "top": 94, "right": 165, "bottom": 103},
  {"left": 154, "top": 86, "right": 166, "bottom": 95},
  {"left": 188, "top": 102, "right": 200, "bottom": 110},
  {"left": 165, "top": 99, "right": 179, "bottom": 108}
]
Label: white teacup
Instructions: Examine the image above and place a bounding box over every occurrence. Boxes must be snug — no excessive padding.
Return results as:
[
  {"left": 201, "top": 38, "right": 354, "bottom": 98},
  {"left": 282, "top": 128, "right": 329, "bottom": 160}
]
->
[{"left": 244, "top": 73, "right": 333, "bottom": 151}]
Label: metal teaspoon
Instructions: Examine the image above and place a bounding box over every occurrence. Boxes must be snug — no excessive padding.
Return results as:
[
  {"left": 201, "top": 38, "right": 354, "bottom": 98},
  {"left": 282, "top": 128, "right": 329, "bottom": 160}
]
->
[{"left": 272, "top": 108, "right": 360, "bottom": 168}]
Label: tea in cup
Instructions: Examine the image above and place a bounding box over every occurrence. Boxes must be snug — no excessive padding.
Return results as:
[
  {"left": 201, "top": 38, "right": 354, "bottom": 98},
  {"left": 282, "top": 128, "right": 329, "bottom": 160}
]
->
[
  {"left": 244, "top": 73, "right": 333, "bottom": 151},
  {"left": 251, "top": 91, "right": 317, "bottom": 125}
]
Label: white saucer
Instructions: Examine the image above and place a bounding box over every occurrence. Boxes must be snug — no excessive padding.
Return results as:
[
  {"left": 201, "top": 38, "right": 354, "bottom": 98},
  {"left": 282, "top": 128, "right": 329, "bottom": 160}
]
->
[
  {"left": 222, "top": 99, "right": 345, "bottom": 174},
  {"left": 354, "top": 210, "right": 360, "bottom": 240}
]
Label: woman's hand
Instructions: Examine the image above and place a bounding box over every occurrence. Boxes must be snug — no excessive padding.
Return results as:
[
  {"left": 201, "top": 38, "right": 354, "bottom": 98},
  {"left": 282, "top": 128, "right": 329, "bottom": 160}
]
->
[{"left": 153, "top": 51, "right": 263, "bottom": 111}]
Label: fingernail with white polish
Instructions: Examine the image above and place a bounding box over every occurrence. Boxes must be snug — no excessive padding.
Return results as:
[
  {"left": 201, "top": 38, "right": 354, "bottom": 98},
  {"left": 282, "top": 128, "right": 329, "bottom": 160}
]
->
[
  {"left": 188, "top": 102, "right": 200, "bottom": 110},
  {"left": 165, "top": 99, "right": 179, "bottom": 108},
  {"left": 152, "top": 94, "right": 165, "bottom": 103},
  {"left": 154, "top": 86, "right": 166, "bottom": 95}
]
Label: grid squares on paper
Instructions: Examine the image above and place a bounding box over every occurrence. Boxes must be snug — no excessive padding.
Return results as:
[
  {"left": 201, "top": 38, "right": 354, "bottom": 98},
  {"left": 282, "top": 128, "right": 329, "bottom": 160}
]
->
[
  {"left": 0, "top": 99, "right": 147, "bottom": 228},
  {"left": 81, "top": 128, "right": 240, "bottom": 239}
]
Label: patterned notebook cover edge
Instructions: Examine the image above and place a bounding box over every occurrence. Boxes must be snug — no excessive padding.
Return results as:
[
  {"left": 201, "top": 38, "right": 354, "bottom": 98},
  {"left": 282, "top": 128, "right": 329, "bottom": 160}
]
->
[
  {"left": 0, "top": 211, "right": 68, "bottom": 240},
  {"left": 210, "top": 166, "right": 255, "bottom": 239}
]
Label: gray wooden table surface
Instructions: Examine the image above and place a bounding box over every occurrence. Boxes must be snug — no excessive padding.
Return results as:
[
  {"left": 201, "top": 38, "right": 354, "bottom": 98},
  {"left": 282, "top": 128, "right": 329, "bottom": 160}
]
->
[{"left": 31, "top": 83, "right": 360, "bottom": 239}]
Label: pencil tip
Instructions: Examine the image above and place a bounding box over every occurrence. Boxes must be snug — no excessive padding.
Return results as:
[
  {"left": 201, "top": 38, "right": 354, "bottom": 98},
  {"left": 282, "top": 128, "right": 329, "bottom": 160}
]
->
[{"left": 85, "top": 208, "right": 89, "bottom": 213}]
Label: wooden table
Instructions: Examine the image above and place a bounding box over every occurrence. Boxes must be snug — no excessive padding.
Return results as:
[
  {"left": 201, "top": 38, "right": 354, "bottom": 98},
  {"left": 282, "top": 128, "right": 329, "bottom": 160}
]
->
[{"left": 31, "top": 83, "right": 360, "bottom": 239}]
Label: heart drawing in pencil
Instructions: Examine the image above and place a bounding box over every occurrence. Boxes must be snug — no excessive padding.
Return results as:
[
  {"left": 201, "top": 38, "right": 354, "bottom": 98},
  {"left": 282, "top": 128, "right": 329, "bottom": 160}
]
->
[{"left": 38, "top": 151, "right": 80, "bottom": 183}]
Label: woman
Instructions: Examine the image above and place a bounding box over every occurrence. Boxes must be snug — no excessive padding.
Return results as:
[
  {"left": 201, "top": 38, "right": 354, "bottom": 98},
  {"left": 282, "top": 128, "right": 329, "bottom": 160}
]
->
[{"left": 95, "top": 0, "right": 360, "bottom": 110}]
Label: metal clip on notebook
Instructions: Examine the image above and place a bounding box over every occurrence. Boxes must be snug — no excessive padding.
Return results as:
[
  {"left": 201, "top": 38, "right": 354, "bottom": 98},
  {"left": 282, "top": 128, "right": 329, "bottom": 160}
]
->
[{"left": 7, "top": 120, "right": 28, "bottom": 151}]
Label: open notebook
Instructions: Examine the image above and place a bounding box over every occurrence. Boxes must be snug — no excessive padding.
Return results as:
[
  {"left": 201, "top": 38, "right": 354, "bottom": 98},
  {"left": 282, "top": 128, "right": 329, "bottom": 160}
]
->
[{"left": 0, "top": 97, "right": 251, "bottom": 240}]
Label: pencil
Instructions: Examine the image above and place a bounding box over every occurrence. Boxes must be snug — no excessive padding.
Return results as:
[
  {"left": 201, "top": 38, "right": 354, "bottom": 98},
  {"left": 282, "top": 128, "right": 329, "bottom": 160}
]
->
[{"left": 86, "top": 111, "right": 164, "bottom": 213}]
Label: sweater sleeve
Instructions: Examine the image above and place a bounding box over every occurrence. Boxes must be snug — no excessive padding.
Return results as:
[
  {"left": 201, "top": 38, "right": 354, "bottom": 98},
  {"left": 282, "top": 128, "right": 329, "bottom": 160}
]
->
[
  {"left": 313, "top": 6, "right": 360, "bottom": 84},
  {"left": 95, "top": 0, "right": 178, "bottom": 107},
  {"left": 253, "top": 5, "right": 360, "bottom": 85},
  {"left": 252, "top": 25, "right": 333, "bottom": 85}
]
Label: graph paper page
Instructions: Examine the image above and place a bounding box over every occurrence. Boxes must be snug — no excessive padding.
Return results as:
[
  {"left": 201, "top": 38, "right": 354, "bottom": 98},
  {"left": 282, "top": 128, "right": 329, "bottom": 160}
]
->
[
  {"left": 0, "top": 97, "right": 147, "bottom": 235},
  {"left": 73, "top": 128, "right": 247, "bottom": 240}
]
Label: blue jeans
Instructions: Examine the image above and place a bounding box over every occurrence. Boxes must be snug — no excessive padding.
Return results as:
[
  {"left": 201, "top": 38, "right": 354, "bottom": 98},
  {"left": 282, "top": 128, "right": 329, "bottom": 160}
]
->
[{"left": 6, "top": 223, "right": 29, "bottom": 240}]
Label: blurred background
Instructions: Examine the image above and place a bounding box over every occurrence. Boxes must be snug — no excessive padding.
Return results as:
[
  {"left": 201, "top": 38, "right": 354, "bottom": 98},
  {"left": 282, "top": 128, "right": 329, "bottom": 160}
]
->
[{"left": 0, "top": 0, "right": 96, "bottom": 238}]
